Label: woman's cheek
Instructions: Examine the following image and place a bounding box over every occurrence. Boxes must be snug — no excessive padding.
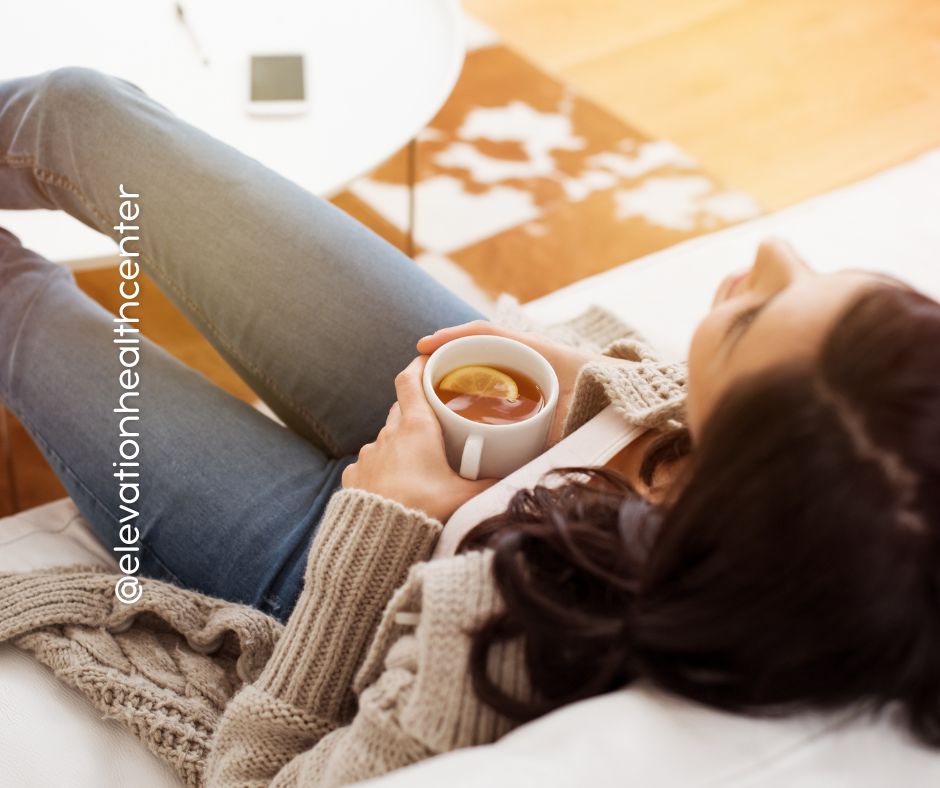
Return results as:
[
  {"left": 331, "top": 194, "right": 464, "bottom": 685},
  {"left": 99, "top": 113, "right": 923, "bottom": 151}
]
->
[{"left": 686, "top": 312, "right": 723, "bottom": 438}]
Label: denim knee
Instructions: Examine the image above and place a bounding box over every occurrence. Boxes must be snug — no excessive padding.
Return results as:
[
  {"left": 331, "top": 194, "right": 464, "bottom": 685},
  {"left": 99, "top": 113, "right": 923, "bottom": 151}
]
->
[{"left": 32, "top": 66, "right": 143, "bottom": 112}]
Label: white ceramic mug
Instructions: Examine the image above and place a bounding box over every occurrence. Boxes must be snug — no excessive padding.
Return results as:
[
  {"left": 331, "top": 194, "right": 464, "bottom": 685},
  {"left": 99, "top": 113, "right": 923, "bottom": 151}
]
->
[{"left": 422, "top": 335, "right": 559, "bottom": 480}]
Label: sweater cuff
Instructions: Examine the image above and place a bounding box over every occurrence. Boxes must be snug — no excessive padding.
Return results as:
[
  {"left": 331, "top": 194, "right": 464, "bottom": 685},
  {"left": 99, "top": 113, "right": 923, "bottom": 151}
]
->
[
  {"left": 599, "top": 335, "right": 661, "bottom": 363},
  {"left": 560, "top": 358, "right": 688, "bottom": 438},
  {"left": 0, "top": 568, "right": 114, "bottom": 641},
  {"left": 255, "top": 488, "right": 442, "bottom": 715}
]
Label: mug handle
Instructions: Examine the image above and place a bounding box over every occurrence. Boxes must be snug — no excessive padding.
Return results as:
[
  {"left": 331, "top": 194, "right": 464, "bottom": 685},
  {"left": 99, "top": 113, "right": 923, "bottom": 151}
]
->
[{"left": 459, "top": 434, "right": 484, "bottom": 480}]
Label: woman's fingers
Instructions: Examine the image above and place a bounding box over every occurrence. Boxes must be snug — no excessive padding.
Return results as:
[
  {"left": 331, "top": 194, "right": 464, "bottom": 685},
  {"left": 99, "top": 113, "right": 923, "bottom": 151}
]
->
[
  {"left": 415, "top": 320, "right": 513, "bottom": 354},
  {"left": 394, "top": 355, "right": 433, "bottom": 421},
  {"left": 386, "top": 400, "right": 401, "bottom": 428}
]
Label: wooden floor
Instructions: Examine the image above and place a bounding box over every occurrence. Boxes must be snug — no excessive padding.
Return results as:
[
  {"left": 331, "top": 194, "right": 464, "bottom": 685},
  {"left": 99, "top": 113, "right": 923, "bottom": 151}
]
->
[
  {"left": 465, "top": 0, "right": 940, "bottom": 210},
  {"left": 3, "top": 0, "right": 939, "bottom": 513}
]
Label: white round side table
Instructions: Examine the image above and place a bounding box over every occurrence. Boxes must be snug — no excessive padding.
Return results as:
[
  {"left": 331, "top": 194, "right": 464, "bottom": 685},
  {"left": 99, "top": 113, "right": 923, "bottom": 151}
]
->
[{"left": 0, "top": 0, "right": 464, "bottom": 264}]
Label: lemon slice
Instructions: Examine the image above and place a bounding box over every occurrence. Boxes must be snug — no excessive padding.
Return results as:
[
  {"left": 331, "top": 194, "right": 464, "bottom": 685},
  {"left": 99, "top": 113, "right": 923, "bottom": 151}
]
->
[{"left": 438, "top": 365, "right": 519, "bottom": 401}]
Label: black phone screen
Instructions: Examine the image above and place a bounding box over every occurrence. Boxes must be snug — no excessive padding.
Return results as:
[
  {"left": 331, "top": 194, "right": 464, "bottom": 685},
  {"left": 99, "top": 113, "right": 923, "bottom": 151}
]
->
[{"left": 250, "top": 55, "right": 305, "bottom": 102}]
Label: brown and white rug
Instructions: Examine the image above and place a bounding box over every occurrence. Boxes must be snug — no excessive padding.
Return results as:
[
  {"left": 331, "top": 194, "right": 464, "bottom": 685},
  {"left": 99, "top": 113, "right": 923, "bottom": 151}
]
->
[{"left": 332, "top": 13, "right": 760, "bottom": 312}]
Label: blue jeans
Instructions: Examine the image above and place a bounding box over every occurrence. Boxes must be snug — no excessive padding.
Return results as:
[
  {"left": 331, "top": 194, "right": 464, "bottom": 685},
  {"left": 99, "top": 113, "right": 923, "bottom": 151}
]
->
[{"left": 0, "top": 67, "right": 485, "bottom": 621}]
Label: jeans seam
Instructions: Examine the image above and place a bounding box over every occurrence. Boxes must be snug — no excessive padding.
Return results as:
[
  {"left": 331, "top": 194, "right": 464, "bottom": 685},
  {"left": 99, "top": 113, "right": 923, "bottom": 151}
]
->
[
  {"left": 0, "top": 151, "right": 112, "bottom": 228},
  {"left": 0, "top": 151, "right": 345, "bottom": 457}
]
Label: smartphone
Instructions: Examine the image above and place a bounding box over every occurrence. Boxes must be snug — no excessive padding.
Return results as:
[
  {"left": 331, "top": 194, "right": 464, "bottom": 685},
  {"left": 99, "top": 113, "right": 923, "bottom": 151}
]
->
[{"left": 247, "top": 54, "right": 308, "bottom": 116}]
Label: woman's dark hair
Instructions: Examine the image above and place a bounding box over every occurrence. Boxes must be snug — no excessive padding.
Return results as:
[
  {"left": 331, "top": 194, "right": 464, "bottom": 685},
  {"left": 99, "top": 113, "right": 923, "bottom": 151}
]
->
[{"left": 460, "top": 283, "right": 940, "bottom": 746}]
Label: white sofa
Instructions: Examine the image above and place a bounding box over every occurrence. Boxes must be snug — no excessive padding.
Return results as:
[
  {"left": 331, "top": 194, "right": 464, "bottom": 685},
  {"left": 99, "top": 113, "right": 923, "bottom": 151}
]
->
[{"left": 3, "top": 149, "right": 940, "bottom": 786}]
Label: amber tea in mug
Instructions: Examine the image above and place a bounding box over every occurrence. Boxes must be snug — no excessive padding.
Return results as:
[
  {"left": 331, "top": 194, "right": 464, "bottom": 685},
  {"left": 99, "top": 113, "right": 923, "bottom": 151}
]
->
[
  {"left": 423, "top": 336, "right": 559, "bottom": 480},
  {"left": 433, "top": 364, "right": 545, "bottom": 425}
]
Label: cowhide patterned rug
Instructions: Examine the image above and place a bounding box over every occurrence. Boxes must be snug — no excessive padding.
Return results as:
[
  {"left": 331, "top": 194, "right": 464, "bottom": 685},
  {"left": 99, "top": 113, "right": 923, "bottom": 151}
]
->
[{"left": 331, "top": 13, "right": 761, "bottom": 313}]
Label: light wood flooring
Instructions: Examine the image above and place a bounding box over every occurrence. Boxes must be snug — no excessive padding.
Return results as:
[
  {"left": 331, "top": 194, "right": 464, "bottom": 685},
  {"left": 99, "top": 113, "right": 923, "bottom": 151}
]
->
[{"left": 465, "top": 0, "right": 940, "bottom": 210}]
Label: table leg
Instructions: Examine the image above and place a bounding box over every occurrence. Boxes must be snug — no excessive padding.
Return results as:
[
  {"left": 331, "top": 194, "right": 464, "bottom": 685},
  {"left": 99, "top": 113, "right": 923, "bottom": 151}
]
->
[{"left": 406, "top": 136, "right": 417, "bottom": 258}]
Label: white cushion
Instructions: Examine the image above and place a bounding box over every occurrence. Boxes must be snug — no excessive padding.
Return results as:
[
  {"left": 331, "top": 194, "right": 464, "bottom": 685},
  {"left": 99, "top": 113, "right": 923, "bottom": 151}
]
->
[
  {"left": 0, "top": 498, "right": 115, "bottom": 574},
  {"left": 4, "top": 149, "right": 940, "bottom": 785},
  {"left": 362, "top": 688, "right": 940, "bottom": 787}
]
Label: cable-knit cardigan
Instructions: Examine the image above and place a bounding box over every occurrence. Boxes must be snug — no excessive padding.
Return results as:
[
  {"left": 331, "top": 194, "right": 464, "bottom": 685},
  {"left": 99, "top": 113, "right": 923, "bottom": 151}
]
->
[{"left": 0, "top": 299, "right": 688, "bottom": 787}]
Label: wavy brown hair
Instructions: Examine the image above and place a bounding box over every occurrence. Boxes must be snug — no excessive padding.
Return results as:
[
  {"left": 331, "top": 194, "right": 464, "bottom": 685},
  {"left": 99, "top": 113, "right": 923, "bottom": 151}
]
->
[{"left": 459, "top": 284, "right": 940, "bottom": 746}]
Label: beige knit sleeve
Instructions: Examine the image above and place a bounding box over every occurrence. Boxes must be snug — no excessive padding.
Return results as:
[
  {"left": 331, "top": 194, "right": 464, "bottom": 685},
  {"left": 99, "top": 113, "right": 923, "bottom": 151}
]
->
[
  {"left": 206, "top": 510, "right": 519, "bottom": 787},
  {"left": 559, "top": 338, "right": 689, "bottom": 438},
  {"left": 205, "top": 487, "right": 442, "bottom": 787},
  {"left": 253, "top": 551, "right": 520, "bottom": 787}
]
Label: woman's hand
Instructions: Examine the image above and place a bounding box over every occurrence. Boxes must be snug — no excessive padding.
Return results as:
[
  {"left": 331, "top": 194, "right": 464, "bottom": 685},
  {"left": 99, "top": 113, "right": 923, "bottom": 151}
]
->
[
  {"left": 417, "top": 320, "right": 603, "bottom": 446},
  {"left": 341, "top": 355, "right": 497, "bottom": 523}
]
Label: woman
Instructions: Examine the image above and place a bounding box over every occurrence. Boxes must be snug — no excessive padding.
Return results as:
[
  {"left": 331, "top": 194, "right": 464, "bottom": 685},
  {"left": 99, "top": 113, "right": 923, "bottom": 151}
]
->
[{"left": 1, "top": 68, "right": 938, "bottom": 785}]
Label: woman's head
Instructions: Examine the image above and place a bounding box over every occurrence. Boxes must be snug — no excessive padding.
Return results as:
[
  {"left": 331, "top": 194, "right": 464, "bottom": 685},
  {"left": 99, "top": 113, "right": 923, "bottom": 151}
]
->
[
  {"left": 462, "top": 242, "right": 940, "bottom": 745},
  {"left": 686, "top": 237, "right": 913, "bottom": 436}
]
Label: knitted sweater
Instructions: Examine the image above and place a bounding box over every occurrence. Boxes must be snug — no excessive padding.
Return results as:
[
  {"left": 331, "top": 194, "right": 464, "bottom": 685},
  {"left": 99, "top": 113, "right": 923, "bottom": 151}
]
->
[{"left": 0, "top": 300, "right": 688, "bottom": 787}]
